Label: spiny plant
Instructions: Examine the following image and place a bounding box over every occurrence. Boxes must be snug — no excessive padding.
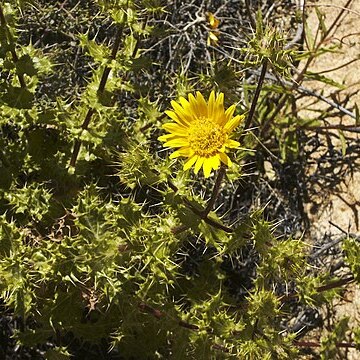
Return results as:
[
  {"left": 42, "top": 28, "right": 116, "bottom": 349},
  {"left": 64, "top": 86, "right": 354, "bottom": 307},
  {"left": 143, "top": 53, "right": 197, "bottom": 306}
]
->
[{"left": 0, "top": 1, "right": 359, "bottom": 359}]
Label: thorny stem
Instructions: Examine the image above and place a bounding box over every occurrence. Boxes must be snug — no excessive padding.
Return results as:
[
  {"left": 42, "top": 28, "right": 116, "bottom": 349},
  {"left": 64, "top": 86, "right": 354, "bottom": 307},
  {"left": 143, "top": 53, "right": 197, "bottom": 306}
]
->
[
  {"left": 189, "top": 200, "right": 232, "bottom": 233},
  {"left": 260, "top": 93, "right": 287, "bottom": 137},
  {"left": 320, "top": 0, "right": 354, "bottom": 40},
  {"left": 70, "top": 24, "right": 124, "bottom": 167},
  {"left": 0, "top": 4, "right": 26, "bottom": 88},
  {"left": 203, "top": 165, "right": 226, "bottom": 216},
  {"left": 296, "top": 0, "right": 353, "bottom": 85},
  {"left": 297, "top": 0, "right": 353, "bottom": 84},
  {"left": 140, "top": 301, "right": 358, "bottom": 353},
  {"left": 280, "top": 275, "right": 355, "bottom": 303},
  {"left": 316, "top": 275, "right": 355, "bottom": 293},
  {"left": 297, "top": 124, "right": 360, "bottom": 133},
  {"left": 235, "top": 1, "right": 271, "bottom": 144},
  {"left": 167, "top": 179, "right": 233, "bottom": 234},
  {"left": 284, "top": 0, "right": 305, "bottom": 50},
  {"left": 139, "top": 301, "right": 230, "bottom": 353},
  {"left": 261, "top": 0, "right": 354, "bottom": 137},
  {"left": 250, "top": 67, "right": 357, "bottom": 120},
  {"left": 294, "top": 340, "right": 357, "bottom": 349},
  {"left": 242, "top": 58, "right": 268, "bottom": 137},
  {"left": 245, "top": 0, "right": 256, "bottom": 30}
]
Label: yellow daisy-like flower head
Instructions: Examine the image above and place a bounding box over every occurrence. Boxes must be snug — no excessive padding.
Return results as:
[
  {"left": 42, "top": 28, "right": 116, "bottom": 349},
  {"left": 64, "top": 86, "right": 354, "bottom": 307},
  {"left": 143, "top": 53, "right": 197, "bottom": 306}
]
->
[{"left": 158, "top": 91, "right": 244, "bottom": 178}]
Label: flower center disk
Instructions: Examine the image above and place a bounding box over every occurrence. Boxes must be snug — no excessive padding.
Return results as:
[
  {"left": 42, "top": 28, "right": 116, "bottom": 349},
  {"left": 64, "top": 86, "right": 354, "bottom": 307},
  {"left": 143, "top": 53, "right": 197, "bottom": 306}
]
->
[{"left": 188, "top": 117, "right": 226, "bottom": 157}]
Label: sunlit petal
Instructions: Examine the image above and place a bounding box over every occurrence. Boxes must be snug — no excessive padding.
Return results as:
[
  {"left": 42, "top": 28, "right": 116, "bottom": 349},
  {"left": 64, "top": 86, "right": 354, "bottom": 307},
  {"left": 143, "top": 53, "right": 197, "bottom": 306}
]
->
[
  {"left": 224, "top": 104, "right": 236, "bottom": 121},
  {"left": 188, "top": 92, "right": 205, "bottom": 117},
  {"left": 195, "top": 92, "right": 207, "bottom": 113},
  {"left": 179, "top": 96, "right": 191, "bottom": 113},
  {"left": 170, "top": 147, "right": 193, "bottom": 159},
  {"left": 209, "top": 155, "right": 221, "bottom": 170},
  {"left": 165, "top": 110, "right": 188, "bottom": 127},
  {"left": 225, "top": 139, "right": 240, "bottom": 148},
  {"left": 219, "top": 153, "right": 232, "bottom": 167},
  {"left": 163, "top": 123, "right": 188, "bottom": 135},
  {"left": 194, "top": 157, "right": 204, "bottom": 174},
  {"left": 164, "top": 138, "right": 189, "bottom": 147},
  {"left": 183, "top": 155, "right": 198, "bottom": 170},
  {"left": 224, "top": 115, "right": 244, "bottom": 132},
  {"left": 203, "top": 158, "right": 213, "bottom": 178},
  {"left": 159, "top": 91, "right": 242, "bottom": 177},
  {"left": 171, "top": 101, "right": 191, "bottom": 124},
  {"left": 158, "top": 134, "right": 177, "bottom": 142},
  {"left": 207, "top": 91, "right": 216, "bottom": 116}
]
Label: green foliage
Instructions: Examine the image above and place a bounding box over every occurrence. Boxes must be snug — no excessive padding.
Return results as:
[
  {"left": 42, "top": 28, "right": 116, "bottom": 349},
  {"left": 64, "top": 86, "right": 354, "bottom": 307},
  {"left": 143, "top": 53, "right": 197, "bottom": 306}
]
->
[
  {"left": 242, "top": 10, "right": 293, "bottom": 75},
  {"left": 320, "top": 317, "right": 350, "bottom": 360},
  {"left": 343, "top": 237, "right": 360, "bottom": 282}
]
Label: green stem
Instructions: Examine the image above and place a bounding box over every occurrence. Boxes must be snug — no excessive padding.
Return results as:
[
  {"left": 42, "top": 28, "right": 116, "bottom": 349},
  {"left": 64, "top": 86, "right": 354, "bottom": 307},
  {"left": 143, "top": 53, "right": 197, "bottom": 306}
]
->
[
  {"left": 294, "top": 340, "right": 356, "bottom": 349},
  {"left": 242, "top": 58, "right": 268, "bottom": 137},
  {"left": 0, "top": 4, "right": 26, "bottom": 88},
  {"left": 280, "top": 275, "right": 355, "bottom": 302},
  {"left": 245, "top": 0, "right": 256, "bottom": 30},
  {"left": 203, "top": 165, "right": 226, "bottom": 216},
  {"left": 138, "top": 301, "right": 230, "bottom": 353},
  {"left": 261, "top": 0, "right": 354, "bottom": 137},
  {"left": 70, "top": 24, "right": 124, "bottom": 167},
  {"left": 167, "top": 179, "right": 233, "bottom": 234}
]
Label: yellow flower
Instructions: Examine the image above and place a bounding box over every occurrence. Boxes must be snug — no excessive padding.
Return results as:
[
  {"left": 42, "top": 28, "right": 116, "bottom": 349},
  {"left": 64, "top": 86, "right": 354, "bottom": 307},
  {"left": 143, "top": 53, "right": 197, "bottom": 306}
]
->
[
  {"left": 207, "top": 12, "right": 220, "bottom": 46},
  {"left": 158, "top": 91, "right": 244, "bottom": 178}
]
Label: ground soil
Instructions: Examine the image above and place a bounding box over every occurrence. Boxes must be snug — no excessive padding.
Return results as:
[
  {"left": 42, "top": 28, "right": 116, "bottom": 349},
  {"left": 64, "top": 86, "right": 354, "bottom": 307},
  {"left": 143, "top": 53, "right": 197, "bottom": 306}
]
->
[{"left": 299, "top": 1, "right": 360, "bottom": 358}]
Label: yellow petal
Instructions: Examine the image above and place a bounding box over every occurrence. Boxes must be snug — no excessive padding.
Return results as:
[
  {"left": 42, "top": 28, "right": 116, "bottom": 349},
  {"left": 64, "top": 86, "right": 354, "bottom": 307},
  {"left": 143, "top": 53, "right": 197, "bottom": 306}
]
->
[
  {"left": 225, "top": 139, "right": 240, "bottom": 148},
  {"left": 163, "top": 122, "right": 188, "bottom": 135},
  {"left": 191, "top": 92, "right": 207, "bottom": 117},
  {"left": 158, "top": 134, "right": 176, "bottom": 142},
  {"left": 208, "top": 13, "right": 220, "bottom": 29},
  {"left": 194, "top": 157, "right": 205, "bottom": 174},
  {"left": 219, "top": 153, "right": 232, "bottom": 167},
  {"left": 224, "top": 104, "right": 236, "bottom": 121},
  {"left": 224, "top": 114, "right": 244, "bottom": 132},
  {"left": 170, "top": 147, "right": 193, "bottom": 159},
  {"left": 208, "top": 32, "right": 219, "bottom": 42},
  {"left": 209, "top": 155, "right": 221, "bottom": 170},
  {"left": 164, "top": 138, "right": 189, "bottom": 148},
  {"left": 203, "top": 158, "right": 213, "bottom": 178},
  {"left": 165, "top": 110, "right": 188, "bottom": 127},
  {"left": 171, "top": 101, "right": 191, "bottom": 124},
  {"left": 213, "top": 93, "right": 225, "bottom": 123},
  {"left": 216, "top": 92, "right": 224, "bottom": 108},
  {"left": 208, "top": 91, "right": 216, "bottom": 116},
  {"left": 195, "top": 91, "right": 207, "bottom": 107},
  {"left": 179, "top": 96, "right": 191, "bottom": 112},
  {"left": 183, "top": 155, "right": 198, "bottom": 170},
  {"left": 188, "top": 93, "right": 198, "bottom": 116}
]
